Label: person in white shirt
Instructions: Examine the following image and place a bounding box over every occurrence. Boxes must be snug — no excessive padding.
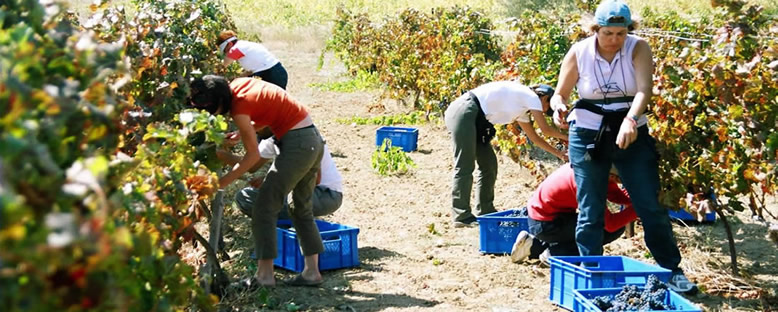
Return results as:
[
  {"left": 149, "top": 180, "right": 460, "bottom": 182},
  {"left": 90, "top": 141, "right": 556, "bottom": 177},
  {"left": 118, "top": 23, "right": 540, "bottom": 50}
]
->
[
  {"left": 234, "top": 137, "right": 344, "bottom": 219},
  {"left": 550, "top": 0, "right": 697, "bottom": 294},
  {"left": 217, "top": 30, "right": 289, "bottom": 89},
  {"left": 444, "top": 81, "right": 567, "bottom": 228}
]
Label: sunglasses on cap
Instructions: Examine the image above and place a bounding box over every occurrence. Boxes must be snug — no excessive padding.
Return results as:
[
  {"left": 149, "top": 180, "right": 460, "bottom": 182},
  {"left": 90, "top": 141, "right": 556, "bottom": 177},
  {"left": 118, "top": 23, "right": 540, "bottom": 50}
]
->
[{"left": 607, "top": 16, "right": 627, "bottom": 24}]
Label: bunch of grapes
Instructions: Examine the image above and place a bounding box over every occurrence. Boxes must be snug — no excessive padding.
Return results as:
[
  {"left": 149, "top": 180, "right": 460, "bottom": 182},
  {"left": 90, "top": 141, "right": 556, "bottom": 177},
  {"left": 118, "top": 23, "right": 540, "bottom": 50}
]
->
[
  {"left": 500, "top": 207, "right": 529, "bottom": 227},
  {"left": 505, "top": 207, "right": 529, "bottom": 218},
  {"left": 590, "top": 275, "right": 676, "bottom": 311},
  {"left": 591, "top": 295, "right": 613, "bottom": 310}
]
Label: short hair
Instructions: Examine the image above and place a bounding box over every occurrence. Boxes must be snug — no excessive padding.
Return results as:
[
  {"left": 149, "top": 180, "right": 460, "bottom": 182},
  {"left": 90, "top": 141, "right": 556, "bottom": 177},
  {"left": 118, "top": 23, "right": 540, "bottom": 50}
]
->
[
  {"left": 217, "top": 30, "right": 238, "bottom": 46},
  {"left": 189, "top": 75, "right": 232, "bottom": 115}
]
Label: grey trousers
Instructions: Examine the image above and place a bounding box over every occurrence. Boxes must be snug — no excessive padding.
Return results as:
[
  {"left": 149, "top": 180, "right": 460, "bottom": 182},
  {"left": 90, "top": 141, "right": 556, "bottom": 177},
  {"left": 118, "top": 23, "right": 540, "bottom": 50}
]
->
[
  {"left": 236, "top": 185, "right": 343, "bottom": 219},
  {"left": 444, "top": 93, "right": 498, "bottom": 222},
  {"left": 252, "top": 126, "right": 324, "bottom": 259}
]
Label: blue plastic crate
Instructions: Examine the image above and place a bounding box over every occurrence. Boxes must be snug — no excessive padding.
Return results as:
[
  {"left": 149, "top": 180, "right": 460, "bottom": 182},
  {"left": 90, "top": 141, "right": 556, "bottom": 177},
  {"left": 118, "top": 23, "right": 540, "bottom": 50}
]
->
[
  {"left": 476, "top": 209, "right": 529, "bottom": 254},
  {"left": 670, "top": 192, "right": 717, "bottom": 223},
  {"left": 668, "top": 209, "right": 716, "bottom": 223},
  {"left": 376, "top": 126, "right": 418, "bottom": 152},
  {"left": 549, "top": 256, "right": 672, "bottom": 310},
  {"left": 275, "top": 219, "right": 360, "bottom": 272},
  {"left": 572, "top": 287, "right": 701, "bottom": 312}
]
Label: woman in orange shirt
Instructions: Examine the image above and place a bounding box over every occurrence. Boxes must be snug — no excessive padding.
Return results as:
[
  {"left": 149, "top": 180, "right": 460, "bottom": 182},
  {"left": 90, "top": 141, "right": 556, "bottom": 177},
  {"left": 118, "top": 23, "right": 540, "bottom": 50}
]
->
[{"left": 189, "top": 75, "right": 324, "bottom": 287}]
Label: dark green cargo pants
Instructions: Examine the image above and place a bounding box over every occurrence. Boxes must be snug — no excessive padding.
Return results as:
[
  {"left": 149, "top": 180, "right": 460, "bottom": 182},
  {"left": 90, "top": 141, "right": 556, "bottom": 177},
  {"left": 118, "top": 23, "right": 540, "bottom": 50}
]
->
[
  {"left": 444, "top": 93, "right": 498, "bottom": 223},
  {"left": 252, "top": 126, "right": 324, "bottom": 259}
]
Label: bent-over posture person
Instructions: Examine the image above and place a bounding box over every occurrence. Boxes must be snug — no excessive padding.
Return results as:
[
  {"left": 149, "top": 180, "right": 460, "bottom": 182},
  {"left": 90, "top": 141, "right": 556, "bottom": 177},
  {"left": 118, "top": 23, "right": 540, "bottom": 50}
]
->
[
  {"left": 445, "top": 81, "right": 567, "bottom": 228},
  {"left": 189, "top": 75, "right": 324, "bottom": 287},
  {"left": 217, "top": 30, "right": 289, "bottom": 89}
]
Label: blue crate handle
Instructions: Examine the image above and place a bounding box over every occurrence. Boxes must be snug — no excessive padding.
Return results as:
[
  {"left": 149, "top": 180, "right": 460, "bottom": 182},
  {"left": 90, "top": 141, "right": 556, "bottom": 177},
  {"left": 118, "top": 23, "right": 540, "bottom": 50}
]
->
[{"left": 322, "top": 236, "right": 341, "bottom": 242}]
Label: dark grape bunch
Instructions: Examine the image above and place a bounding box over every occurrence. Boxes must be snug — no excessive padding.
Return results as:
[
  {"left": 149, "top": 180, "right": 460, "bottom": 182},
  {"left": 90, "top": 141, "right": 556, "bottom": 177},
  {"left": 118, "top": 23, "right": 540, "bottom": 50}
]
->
[
  {"left": 500, "top": 207, "right": 529, "bottom": 227},
  {"left": 591, "top": 275, "right": 676, "bottom": 311},
  {"left": 505, "top": 207, "right": 529, "bottom": 218}
]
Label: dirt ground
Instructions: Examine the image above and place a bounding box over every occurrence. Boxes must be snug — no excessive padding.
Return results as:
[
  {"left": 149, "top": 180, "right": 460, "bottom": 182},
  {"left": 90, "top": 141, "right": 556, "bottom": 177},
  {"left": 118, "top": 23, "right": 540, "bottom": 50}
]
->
[{"left": 204, "top": 30, "right": 778, "bottom": 312}]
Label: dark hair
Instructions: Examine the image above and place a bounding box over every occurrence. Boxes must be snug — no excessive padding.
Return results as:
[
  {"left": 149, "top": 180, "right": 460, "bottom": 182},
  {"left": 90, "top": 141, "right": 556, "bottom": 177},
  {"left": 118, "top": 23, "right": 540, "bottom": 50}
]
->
[
  {"left": 532, "top": 84, "right": 555, "bottom": 98},
  {"left": 188, "top": 75, "right": 232, "bottom": 115}
]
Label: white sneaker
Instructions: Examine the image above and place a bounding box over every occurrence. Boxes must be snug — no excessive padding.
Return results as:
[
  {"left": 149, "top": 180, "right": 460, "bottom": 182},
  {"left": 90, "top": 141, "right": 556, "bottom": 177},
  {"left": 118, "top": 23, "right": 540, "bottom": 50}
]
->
[
  {"left": 539, "top": 249, "right": 551, "bottom": 266},
  {"left": 453, "top": 220, "right": 478, "bottom": 228},
  {"left": 510, "top": 231, "right": 533, "bottom": 263},
  {"left": 667, "top": 272, "right": 699, "bottom": 295}
]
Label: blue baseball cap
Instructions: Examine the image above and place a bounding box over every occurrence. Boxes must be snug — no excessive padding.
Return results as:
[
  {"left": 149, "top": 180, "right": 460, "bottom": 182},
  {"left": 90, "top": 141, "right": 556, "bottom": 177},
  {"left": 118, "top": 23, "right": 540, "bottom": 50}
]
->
[{"left": 595, "top": 0, "right": 632, "bottom": 27}]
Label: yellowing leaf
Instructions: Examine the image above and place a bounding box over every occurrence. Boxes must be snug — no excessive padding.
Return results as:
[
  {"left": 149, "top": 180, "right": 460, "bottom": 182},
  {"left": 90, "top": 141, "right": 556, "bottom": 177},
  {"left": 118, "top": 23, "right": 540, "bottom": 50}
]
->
[
  {"left": 114, "top": 227, "right": 133, "bottom": 248},
  {"left": 0, "top": 224, "right": 26, "bottom": 241},
  {"left": 728, "top": 105, "right": 744, "bottom": 119},
  {"left": 743, "top": 168, "right": 757, "bottom": 182},
  {"left": 88, "top": 125, "right": 108, "bottom": 141}
]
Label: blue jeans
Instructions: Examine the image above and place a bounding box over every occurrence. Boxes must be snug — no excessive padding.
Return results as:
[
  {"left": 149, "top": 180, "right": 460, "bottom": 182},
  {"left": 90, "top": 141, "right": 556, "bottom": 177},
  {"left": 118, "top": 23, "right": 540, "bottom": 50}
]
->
[
  {"left": 528, "top": 212, "right": 625, "bottom": 258},
  {"left": 569, "top": 125, "right": 682, "bottom": 272}
]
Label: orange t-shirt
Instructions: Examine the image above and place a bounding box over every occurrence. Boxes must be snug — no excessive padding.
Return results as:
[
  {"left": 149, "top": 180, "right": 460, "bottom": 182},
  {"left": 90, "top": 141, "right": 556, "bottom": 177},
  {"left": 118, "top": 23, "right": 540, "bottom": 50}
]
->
[{"left": 229, "top": 77, "right": 308, "bottom": 139}]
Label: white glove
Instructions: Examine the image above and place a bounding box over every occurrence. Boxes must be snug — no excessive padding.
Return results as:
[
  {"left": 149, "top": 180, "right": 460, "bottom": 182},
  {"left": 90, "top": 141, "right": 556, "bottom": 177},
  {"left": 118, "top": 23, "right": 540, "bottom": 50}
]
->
[{"left": 258, "top": 137, "right": 280, "bottom": 159}]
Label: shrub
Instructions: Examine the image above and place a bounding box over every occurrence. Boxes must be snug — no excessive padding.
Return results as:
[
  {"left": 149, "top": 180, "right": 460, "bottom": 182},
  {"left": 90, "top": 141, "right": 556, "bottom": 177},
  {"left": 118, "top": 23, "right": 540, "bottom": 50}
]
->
[
  {"left": 324, "top": 6, "right": 502, "bottom": 114},
  {"left": 0, "top": 0, "right": 233, "bottom": 310}
]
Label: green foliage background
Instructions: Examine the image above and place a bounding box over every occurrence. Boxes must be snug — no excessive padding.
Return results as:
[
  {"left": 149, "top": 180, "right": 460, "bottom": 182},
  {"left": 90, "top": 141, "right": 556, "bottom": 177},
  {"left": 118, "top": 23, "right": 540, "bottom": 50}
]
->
[
  {"left": 1, "top": 0, "right": 237, "bottom": 310},
  {"left": 3, "top": 0, "right": 778, "bottom": 310},
  {"left": 324, "top": 0, "right": 778, "bottom": 215}
]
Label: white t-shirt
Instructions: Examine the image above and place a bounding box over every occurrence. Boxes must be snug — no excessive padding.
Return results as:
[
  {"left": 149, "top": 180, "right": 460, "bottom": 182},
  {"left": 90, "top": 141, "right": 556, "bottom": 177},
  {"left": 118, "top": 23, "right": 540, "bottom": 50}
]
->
[
  {"left": 469, "top": 81, "right": 543, "bottom": 124},
  {"left": 569, "top": 34, "right": 649, "bottom": 130},
  {"left": 225, "top": 40, "right": 280, "bottom": 73},
  {"left": 258, "top": 138, "right": 344, "bottom": 193}
]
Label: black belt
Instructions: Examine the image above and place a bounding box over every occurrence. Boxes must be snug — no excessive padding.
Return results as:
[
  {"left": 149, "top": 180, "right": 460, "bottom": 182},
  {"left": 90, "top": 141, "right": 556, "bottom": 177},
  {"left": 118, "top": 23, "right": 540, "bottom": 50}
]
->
[
  {"left": 573, "top": 97, "right": 635, "bottom": 161},
  {"left": 572, "top": 97, "right": 635, "bottom": 114},
  {"left": 470, "top": 92, "right": 495, "bottom": 145},
  {"left": 289, "top": 124, "right": 315, "bottom": 131}
]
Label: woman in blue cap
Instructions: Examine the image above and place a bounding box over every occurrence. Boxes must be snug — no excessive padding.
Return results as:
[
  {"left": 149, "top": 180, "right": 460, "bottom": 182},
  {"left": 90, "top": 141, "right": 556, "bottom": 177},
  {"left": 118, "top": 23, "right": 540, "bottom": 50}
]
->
[
  {"left": 549, "top": 0, "right": 698, "bottom": 294},
  {"left": 445, "top": 82, "right": 567, "bottom": 228}
]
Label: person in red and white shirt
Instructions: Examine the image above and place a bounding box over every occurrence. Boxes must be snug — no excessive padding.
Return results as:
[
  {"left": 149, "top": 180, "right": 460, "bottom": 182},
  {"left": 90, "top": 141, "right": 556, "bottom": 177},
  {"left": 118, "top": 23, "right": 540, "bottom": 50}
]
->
[
  {"left": 510, "top": 163, "right": 637, "bottom": 263},
  {"left": 217, "top": 30, "right": 289, "bottom": 89}
]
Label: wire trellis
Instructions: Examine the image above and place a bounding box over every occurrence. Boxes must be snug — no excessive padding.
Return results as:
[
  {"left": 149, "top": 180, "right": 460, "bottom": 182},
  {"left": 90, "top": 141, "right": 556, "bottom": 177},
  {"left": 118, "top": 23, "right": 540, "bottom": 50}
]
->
[
  {"left": 635, "top": 30, "right": 711, "bottom": 42},
  {"left": 475, "top": 27, "right": 777, "bottom": 43}
]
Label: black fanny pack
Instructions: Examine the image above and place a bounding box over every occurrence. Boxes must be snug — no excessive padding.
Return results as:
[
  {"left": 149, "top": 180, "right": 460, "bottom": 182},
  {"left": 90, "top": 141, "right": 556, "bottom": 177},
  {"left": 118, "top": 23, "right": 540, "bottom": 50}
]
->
[
  {"left": 573, "top": 97, "right": 634, "bottom": 160},
  {"left": 471, "top": 92, "right": 496, "bottom": 145}
]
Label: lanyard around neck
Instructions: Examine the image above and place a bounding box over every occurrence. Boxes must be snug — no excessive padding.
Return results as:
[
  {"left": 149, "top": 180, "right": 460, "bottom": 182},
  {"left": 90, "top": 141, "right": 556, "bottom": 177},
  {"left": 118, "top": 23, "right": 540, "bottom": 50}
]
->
[{"left": 592, "top": 37, "right": 628, "bottom": 101}]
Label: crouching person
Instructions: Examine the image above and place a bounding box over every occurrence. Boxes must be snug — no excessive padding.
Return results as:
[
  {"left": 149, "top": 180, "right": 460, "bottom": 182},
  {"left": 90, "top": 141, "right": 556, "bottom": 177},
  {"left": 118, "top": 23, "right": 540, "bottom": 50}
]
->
[
  {"left": 189, "top": 75, "right": 324, "bottom": 287},
  {"left": 510, "top": 163, "right": 636, "bottom": 264},
  {"left": 235, "top": 137, "right": 344, "bottom": 219}
]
